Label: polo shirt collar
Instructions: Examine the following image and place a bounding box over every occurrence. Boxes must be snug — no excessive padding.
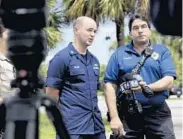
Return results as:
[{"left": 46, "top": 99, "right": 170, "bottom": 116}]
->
[
  {"left": 0, "top": 52, "right": 11, "bottom": 62},
  {"left": 125, "top": 41, "right": 139, "bottom": 55},
  {"left": 68, "top": 42, "right": 78, "bottom": 56}
]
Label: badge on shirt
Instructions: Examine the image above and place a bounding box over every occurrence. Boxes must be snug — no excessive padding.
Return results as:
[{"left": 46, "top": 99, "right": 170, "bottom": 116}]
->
[
  {"left": 74, "top": 65, "right": 80, "bottom": 69},
  {"left": 151, "top": 52, "right": 159, "bottom": 60},
  {"left": 93, "top": 64, "right": 99, "bottom": 70}
]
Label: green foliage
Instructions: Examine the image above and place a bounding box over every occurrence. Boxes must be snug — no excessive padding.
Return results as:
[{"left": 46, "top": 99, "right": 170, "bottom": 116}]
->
[
  {"left": 109, "top": 35, "right": 131, "bottom": 51},
  {"left": 103, "top": 118, "right": 111, "bottom": 132},
  {"left": 99, "top": 0, "right": 125, "bottom": 20},
  {"left": 63, "top": 0, "right": 102, "bottom": 23},
  {"left": 100, "top": 64, "right": 107, "bottom": 81},
  {"left": 62, "top": 0, "right": 149, "bottom": 46},
  {"left": 45, "top": 27, "right": 61, "bottom": 49},
  {"left": 109, "top": 41, "right": 118, "bottom": 52},
  {"left": 47, "top": 0, "right": 56, "bottom": 8},
  {"left": 151, "top": 31, "right": 182, "bottom": 85},
  {"left": 40, "top": 113, "right": 55, "bottom": 139},
  {"left": 46, "top": 0, "right": 62, "bottom": 49},
  {"left": 39, "top": 63, "right": 48, "bottom": 80}
]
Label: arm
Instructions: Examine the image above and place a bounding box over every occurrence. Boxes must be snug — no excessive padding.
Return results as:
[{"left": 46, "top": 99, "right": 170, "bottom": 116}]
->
[
  {"left": 104, "top": 82, "right": 124, "bottom": 136},
  {"left": 148, "top": 76, "right": 174, "bottom": 92},
  {"left": 103, "top": 51, "right": 125, "bottom": 137},
  {"left": 104, "top": 83, "right": 118, "bottom": 119},
  {"left": 45, "top": 53, "right": 67, "bottom": 101},
  {"left": 46, "top": 87, "right": 60, "bottom": 102},
  {"left": 148, "top": 47, "right": 176, "bottom": 92}
]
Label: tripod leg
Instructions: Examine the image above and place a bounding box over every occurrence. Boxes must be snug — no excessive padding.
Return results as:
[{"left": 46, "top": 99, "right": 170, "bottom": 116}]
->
[
  {"left": 42, "top": 97, "right": 70, "bottom": 139},
  {"left": 4, "top": 96, "right": 39, "bottom": 139},
  {"left": 0, "top": 103, "right": 6, "bottom": 139}
]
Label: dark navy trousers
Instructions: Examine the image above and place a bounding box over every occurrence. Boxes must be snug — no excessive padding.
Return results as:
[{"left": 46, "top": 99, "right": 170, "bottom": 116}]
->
[{"left": 120, "top": 102, "right": 176, "bottom": 139}]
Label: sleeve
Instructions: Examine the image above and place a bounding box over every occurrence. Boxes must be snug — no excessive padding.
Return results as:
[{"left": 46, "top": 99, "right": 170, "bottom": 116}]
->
[
  {"left": 160, "top": 48, "right": 177, "bottom": 79},
  {"left": 45, "top": 54, "right": 67, "bottom": 90},
  {"left": 104, "top": 52, "right": 119, "bottom": 84}
]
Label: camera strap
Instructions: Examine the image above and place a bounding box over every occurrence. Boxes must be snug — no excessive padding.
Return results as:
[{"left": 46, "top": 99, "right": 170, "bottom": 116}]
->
[{"left": 131, "top": 43, "right": 153, "bottom": 74}]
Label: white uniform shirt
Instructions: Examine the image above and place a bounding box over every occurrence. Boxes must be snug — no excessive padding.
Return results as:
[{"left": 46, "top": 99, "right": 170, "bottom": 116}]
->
[{"left": 0, "top": 52, "right": 15, "bottom": 98}]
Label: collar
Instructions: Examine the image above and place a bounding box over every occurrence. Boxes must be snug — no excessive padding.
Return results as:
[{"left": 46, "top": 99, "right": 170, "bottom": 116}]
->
[
  {"left": 0, "top": 52, "right": 10, "bottom": 62},
  {"left": 125, "top": 41, "right": 152, "bottom": 56},
  {"left": 68, "top": 42, "right": 90, "bottom": 56},
  {"left": 68, "top": 42, "right": 91, "bottom": 65},
  {"left": 68, "top": 42, "right": 78, "bottom": 56},
  {"left": 125, "top": 42, "right": 139, "bottom": 55}
]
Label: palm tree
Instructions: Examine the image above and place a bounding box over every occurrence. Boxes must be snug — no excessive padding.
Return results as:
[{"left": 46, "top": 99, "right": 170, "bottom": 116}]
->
[
  {"left": 62, "top": 0, "right": 102, "bottom": 25},
  {"left": 45, "top": 0, "right": 63, "bottom": 49},
  {"left": 39, "top": 0, "right": 63, "bottom": 78},
  {"left": 62, "top": 0, "right": 149, "bottom": 47}
]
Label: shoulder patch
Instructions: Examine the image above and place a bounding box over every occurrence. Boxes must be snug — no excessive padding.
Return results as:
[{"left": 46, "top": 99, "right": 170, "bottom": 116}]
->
[{"left": 151, "top": 52, "right": 159, "bottom": 60}]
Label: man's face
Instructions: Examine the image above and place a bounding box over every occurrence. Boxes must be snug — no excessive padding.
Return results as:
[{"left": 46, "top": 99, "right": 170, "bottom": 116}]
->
[
  {"left": 130, "top": 19, "right": 151, "bottom": 45},
  {"left": 75, "top": 19, "right": 97, "bottom": 47}
]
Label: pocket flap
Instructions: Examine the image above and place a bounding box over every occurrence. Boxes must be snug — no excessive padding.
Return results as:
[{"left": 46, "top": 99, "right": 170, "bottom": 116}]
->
[
  {"left": 70, "top": 68, "right": 85, "bottom": 76},
  {"left": 94, "top": 69, "right": 99, "bottom": 76}
]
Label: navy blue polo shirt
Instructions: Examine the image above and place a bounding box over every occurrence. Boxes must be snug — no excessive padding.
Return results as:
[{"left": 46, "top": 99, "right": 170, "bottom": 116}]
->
[
  {"left": 104, "top": 43, "right": 176, "bottom": 107},
  {"left": 45, "top": 42, "right": 105, "bottom": 134}
]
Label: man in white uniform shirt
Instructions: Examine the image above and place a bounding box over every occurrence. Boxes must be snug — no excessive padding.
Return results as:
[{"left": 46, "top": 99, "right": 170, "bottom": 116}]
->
[{"left": 0, "top": 21, "right": 16, "bottom": 139}]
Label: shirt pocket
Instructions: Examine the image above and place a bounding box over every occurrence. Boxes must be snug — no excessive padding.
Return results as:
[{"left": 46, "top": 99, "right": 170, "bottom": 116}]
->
[
  {"left": 0, "top": 64, "right": 15, "bottom": 81},
  {"left": 93, "top": 69, "right": 99, "bottom": 81},
  {"left": 93, "top": 69, "right": 99, "bottom": 76},
  {"left": 69, "top": 66, "right": 85, "bottom": 83}
]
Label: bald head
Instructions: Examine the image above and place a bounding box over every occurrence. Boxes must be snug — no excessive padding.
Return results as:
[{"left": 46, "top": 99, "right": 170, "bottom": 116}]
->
[
  {"left": 73, "top": 16, "right": 96, "bottom": 28},
  {"left": 73, "top": 16, "right": 97, "bottom": 47}
]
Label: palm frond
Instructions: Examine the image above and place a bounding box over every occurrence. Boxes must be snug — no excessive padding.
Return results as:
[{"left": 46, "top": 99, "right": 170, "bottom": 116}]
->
[
  {"left": 99, "top": 0, "right": 125, "bottom": 20},
  {"left": 45, "top": 26, "right": 61, "bottom": 49},
  {"left": 47, "top": 0, "right": 56, "bottom": 8}
]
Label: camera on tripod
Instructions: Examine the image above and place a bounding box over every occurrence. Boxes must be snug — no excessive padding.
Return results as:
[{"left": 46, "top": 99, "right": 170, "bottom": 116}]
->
[{"left": 0, "top": 0, "right": 70, "bottom": 139}]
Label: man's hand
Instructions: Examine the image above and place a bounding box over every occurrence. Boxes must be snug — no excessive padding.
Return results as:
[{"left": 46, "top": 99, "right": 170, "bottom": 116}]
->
[
  {"left": 110, "top": 116, "right": 125, "bottom": 137},
  {"left": 45, "top": 87, "right": 60, "bottom": 102}
]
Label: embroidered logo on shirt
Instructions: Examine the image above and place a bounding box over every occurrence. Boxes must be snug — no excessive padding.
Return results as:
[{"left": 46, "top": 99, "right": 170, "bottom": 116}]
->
[
  {"left": 124, "top": 57, "right": 132, "bottom": 60},
  {"left": 151, "top": 52, "right": 159, "bottom": 60},
  {"left": 93, "top": 64, "right": 99, "bottom": 69}
]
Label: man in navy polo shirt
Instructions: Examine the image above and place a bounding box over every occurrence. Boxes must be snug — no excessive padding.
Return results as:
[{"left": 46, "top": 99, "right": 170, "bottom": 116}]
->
[
  {"left": 104, "top": 15, "right": 176, "bottom": 139},
  {"left": 45, "top": 16, "right": 106, "bottom": 139}
]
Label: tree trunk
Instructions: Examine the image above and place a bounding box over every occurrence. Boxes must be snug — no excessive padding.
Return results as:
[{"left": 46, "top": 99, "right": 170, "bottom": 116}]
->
[{"left": 115, "top": 18, "right": 125, "bottom": 47}]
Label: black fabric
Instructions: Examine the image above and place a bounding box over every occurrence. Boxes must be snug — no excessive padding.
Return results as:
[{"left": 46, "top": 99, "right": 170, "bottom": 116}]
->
[
  {"left": 120, "top": 102, "right": 176, "bottom": 139},
  {"left": 150, "top": 0, "right": 182, "bottom": 36},
  {"left": 0, "top": 103, "right": 5, "bottom": 139},
  {"left": 57, "top": 132, "right": 106, "bottom": 139},
  {"left": 131, "top": 48, "right": 152, "bottom": 75},
  {"left": 81, "top": 54, "right": 87, "bottom": 64}
]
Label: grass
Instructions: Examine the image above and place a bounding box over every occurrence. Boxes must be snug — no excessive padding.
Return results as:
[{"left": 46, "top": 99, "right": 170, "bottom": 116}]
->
[
  {"left": 97, "top": 91, "right": 104, "bottom": 96},
  {"left": 40, "top": 114, "right": 56, "bottom": 139},
  {"left": 103, "top": 118, "right": 111, "bottom": 132}
]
